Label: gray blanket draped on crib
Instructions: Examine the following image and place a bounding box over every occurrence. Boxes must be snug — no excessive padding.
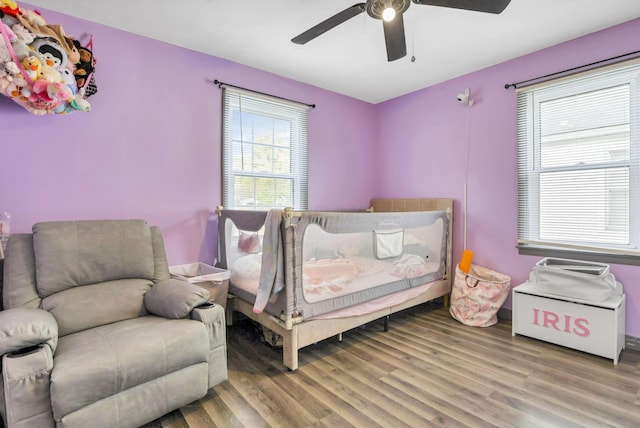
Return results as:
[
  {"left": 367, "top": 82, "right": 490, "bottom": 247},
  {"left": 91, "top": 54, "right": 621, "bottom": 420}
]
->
[{"left": 254, "top": 209, "right": 284, "bottom": 313}]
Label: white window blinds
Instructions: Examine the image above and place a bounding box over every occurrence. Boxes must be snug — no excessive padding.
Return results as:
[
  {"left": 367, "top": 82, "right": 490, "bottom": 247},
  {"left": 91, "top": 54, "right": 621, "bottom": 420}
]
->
[
  {"left": 222, "top": 88, "right": 309, "bottom": 210},
  {"left": 517, "top": 59, "right": 640, "bottom": 261}
]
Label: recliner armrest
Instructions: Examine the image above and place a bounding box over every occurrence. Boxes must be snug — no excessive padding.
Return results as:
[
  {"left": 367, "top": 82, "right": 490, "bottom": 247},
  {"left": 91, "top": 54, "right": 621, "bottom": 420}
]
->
[
  {"left": 144, "top": 278, "right": 210, "bottom": 319},
  {"left": 0, "top": 308, "right": 58, "bottom": 356},
  {"left": 191, "top": 302, "right": 226, "bottom": 351},
  {"left": 190, "top": 303, "right": 225, "bottom": 333},
  {"left": 190, "top": 302, "right": 227, "bottom": 387}
]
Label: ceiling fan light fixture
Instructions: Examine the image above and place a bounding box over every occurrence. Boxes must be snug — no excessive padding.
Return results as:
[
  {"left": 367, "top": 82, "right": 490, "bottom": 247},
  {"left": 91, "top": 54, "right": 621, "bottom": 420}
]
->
[
  {"left": 382, "top": 7, "right": 396, "bottom": 21},
  {"left": 366, "top": 0, "right": 410, "bottom": 20}
]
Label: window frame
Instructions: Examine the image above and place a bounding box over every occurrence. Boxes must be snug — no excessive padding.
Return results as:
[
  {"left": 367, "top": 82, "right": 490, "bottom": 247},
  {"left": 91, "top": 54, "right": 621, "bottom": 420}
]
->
[
  {"left": 221, "top": 88, "right": 309, "bottom": 211},
  {"left": 516, "top": 59, "right": 640, "bottom": 265}
]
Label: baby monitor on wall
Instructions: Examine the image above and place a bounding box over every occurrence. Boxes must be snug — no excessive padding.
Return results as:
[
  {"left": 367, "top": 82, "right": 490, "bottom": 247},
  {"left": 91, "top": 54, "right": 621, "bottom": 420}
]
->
[{"left": 457, "top": 88, "right": 474, "bottom": 106}]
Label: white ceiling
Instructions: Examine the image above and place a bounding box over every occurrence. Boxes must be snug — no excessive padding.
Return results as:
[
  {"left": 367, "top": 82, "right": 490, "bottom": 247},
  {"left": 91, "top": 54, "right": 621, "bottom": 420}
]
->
[{"left": 22, "top": 0, "right": 640, "bottom": 104}]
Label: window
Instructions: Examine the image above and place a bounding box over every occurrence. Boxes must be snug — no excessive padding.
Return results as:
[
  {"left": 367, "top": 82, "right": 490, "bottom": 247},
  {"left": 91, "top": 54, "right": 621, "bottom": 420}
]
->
[
  {"left": 517, "top": 59, "right": 640, "bottom": 264},
  {"left": 222, "top": 88, "right": 309, "bottom": 210}
]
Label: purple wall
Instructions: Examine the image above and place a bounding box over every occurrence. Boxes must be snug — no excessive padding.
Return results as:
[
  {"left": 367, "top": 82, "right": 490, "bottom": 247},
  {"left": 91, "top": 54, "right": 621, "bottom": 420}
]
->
[
  {"left": 376, "top": 18, "right": 640, "bottom": 337},
  {"left": 0, "top": 8, "right": 377, "bottom": 266}
]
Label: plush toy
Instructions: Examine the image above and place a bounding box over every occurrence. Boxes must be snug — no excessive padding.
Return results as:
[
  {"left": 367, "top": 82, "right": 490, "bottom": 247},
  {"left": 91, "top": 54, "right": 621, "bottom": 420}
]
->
[
  {"left": 10, "top": 23, "right": 35, "bottom": 60},
  {"left": 17, "top": 7, "right": 45, "bottom": 27},
  {"left": 4, "top": 60, "right": 20, "bottom": 77},
  {"left": 63, "top": 35, "right": 80, "bottom": 65},
  {"left": 0, "top": 22, "right": 16, "bottom": 64},
  {"left": 19, "top": 84, "right": 29, "bottom": 98},
  {"left": 21, "top": 55, "right": 40, "bottom": 80},
  {"left": 21, "top": 52, "right": 63, "bottom": 83},
  {"left": 7, "top": 81, "right": 27, "bottom": 100},
  {"left": 2, "top": 60, "right": 25, "bottom": 86},
  {"left": 45, "top": 25, "right": 79, "bottom": 65},
  {"left": 38, "top": 61, "right": 63, "bottom": 83},
  {"left": 46, "top": 80, "right": 71, "bottom": 102},
  {"left": 11, "top": 23, "right": 33, "bottom": 42},
  {"left": 28, "top": 79, "right": 49, "bottom": 102},
  {"left": 58, "top": 66, "right": 77, "bottom": 94},
  {"left": 0, "top": 8, "right": 18, "bottom": 28},
  {"left": 0, "top": 0, "right": 18, "bottom": 18},
  {"left": 29, "top": 79, "right": 69, "bottom": 103},
  {"left": 31, "top": 36, "right": 68, "bottom": 70},
  {"left": 0, "top": 70, "right": 9, "bottom": 90},
  {"left": 68, "top": 88, "right": 90, "bottom": 112},
  {"left": 72, "top": 39, "right": 94, "bottom": 89},
  {"left": 4, "top": 58, "right": 16, "bottom": 72}
]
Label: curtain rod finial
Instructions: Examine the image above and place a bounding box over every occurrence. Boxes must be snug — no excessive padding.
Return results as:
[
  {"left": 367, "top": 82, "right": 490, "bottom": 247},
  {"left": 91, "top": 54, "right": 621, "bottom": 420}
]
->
[{"left": 505, "top": 83, "right": 516, "bottom": 90}]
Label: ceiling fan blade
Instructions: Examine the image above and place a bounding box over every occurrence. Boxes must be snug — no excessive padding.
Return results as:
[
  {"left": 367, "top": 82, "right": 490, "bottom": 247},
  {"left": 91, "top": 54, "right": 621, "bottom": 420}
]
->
[
  {"left": 412, "top": 0, "right": 511, "bottom": 14},
  {"left": 291, "top": 3, "right": 366, "bottom": 44},
  {"left": 382, "top": 14, "right": 407, "bottom": 62}
]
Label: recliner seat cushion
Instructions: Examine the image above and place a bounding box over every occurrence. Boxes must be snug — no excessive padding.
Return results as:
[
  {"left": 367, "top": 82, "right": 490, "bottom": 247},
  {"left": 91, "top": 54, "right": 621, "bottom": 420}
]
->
[
  {"left": 33, "top": 220, "right": 155, "bottom": 297},
  {"left": 49, "top": 315, "right": 209, "bottom": 420}
]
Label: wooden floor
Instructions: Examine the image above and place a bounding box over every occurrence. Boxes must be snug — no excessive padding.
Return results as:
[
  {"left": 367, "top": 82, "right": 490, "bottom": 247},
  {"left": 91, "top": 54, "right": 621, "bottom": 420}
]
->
[{"left": 146, "top": 303, "right": 640, "bottom": 428}]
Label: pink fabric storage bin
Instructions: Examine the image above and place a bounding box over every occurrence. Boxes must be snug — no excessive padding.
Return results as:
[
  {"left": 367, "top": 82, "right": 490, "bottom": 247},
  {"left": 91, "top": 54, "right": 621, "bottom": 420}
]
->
[{"left": 449, "top": 264, "right": 511, "bottom": 327}]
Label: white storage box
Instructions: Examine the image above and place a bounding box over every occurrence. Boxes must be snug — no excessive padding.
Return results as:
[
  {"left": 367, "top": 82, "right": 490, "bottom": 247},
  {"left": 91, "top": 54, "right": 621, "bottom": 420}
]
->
[
  {"left": 169, "top": 263, "right": 230, "bottom": 309},
  {"left": 512, "top": 281, "right": 625, "bottom": 364}
]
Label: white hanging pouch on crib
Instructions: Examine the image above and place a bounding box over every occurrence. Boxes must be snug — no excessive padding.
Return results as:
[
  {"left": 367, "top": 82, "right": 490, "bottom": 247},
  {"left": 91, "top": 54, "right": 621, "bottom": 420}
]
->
[{"left": 373, "top": 228, "right": 404, "bottom": 259}]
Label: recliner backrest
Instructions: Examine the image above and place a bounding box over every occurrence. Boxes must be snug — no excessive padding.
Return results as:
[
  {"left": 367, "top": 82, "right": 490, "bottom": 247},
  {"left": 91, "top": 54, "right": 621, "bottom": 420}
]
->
[
  {"left": 33, "top": 220, "right": 155, "bottom": 296},
  {"left": 3, "top": 220, "right": 172, "bottom": 337}
]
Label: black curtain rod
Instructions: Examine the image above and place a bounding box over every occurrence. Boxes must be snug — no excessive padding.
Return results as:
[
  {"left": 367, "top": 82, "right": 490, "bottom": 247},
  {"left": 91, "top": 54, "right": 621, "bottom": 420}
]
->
[
  {"left": 212, "top": 79, "right": 316, "bottom": 108},
  {"left": 504, "top": 49, "right": 640, "bottom": 89}
]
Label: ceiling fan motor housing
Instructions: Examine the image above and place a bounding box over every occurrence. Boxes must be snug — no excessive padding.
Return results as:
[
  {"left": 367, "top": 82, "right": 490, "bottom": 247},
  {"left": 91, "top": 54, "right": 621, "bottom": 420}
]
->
[{"left": 366, "top": 0, "right": 411, "bottom": 20}]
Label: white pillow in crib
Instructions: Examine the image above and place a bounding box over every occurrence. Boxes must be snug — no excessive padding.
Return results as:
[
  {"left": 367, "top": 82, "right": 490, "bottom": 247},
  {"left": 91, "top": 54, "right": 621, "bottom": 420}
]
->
[{"left": 232, "top": 253, "right": 262, "bottom": 282}]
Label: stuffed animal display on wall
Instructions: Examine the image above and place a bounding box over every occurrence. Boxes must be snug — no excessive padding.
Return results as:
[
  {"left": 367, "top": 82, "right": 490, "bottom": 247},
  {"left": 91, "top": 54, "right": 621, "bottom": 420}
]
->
[{"left": 0, "top": 1, "right": 96, "bottom": 115}]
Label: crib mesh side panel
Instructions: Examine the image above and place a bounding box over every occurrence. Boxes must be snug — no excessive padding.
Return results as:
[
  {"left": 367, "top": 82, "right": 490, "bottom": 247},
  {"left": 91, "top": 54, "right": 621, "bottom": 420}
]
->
[
  {"left": 218, "top": 210, "right": 286, "bottom": 317},
  {"left": 290, "top": 210, "right": 448, "bottom": 318},
  {"left": 217, "top": 210, "right": 267, "bottom": 270}
]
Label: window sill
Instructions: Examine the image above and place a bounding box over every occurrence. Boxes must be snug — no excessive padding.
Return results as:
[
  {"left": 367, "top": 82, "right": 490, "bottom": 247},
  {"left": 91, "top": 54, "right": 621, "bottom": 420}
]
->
[{"left": 517, "top": 244, "right": 640, "bottom": 266}]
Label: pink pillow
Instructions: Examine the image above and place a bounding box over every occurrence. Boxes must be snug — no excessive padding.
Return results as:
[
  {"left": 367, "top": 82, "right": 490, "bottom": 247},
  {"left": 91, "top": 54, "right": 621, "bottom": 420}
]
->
[{"left": 238, "top": 232, "right": 260, "bottom": 254}]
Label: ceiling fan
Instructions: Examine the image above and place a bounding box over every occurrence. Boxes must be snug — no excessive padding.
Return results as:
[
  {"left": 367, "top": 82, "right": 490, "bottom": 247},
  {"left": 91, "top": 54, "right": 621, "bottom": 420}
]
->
[{"left": 292, "top": 0, "right": 512, "bottom": 62}]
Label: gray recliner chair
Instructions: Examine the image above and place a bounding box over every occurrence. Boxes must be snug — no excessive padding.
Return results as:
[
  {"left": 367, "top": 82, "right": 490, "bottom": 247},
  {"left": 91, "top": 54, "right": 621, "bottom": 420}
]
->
[{"left": 0, "top": 219, "right": 227, "bottom": 428}]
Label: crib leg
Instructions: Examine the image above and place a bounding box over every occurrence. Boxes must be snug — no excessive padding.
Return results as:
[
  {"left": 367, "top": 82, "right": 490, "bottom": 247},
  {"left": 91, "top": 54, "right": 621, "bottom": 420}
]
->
[
  {"left": 383, "top": 315, "right": 389, "bottom": 332},
  {"left": 283, "top": 329, "right": 299, "bottom": 371},
  {"left": 225, "top": 295, "right": 235, "bottom": 326}
]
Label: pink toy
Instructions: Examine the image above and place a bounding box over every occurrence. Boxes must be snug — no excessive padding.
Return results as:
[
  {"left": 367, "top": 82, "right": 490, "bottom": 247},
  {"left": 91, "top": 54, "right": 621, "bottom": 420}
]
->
[{"left": 46, "top": 81, "right": 72, "bottom": 101}]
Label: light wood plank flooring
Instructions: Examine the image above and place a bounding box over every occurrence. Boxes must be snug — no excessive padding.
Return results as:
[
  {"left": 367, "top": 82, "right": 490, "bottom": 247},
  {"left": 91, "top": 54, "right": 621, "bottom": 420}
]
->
[{"left": 146, "top": 303, "right": 640, "bottom": 427}]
